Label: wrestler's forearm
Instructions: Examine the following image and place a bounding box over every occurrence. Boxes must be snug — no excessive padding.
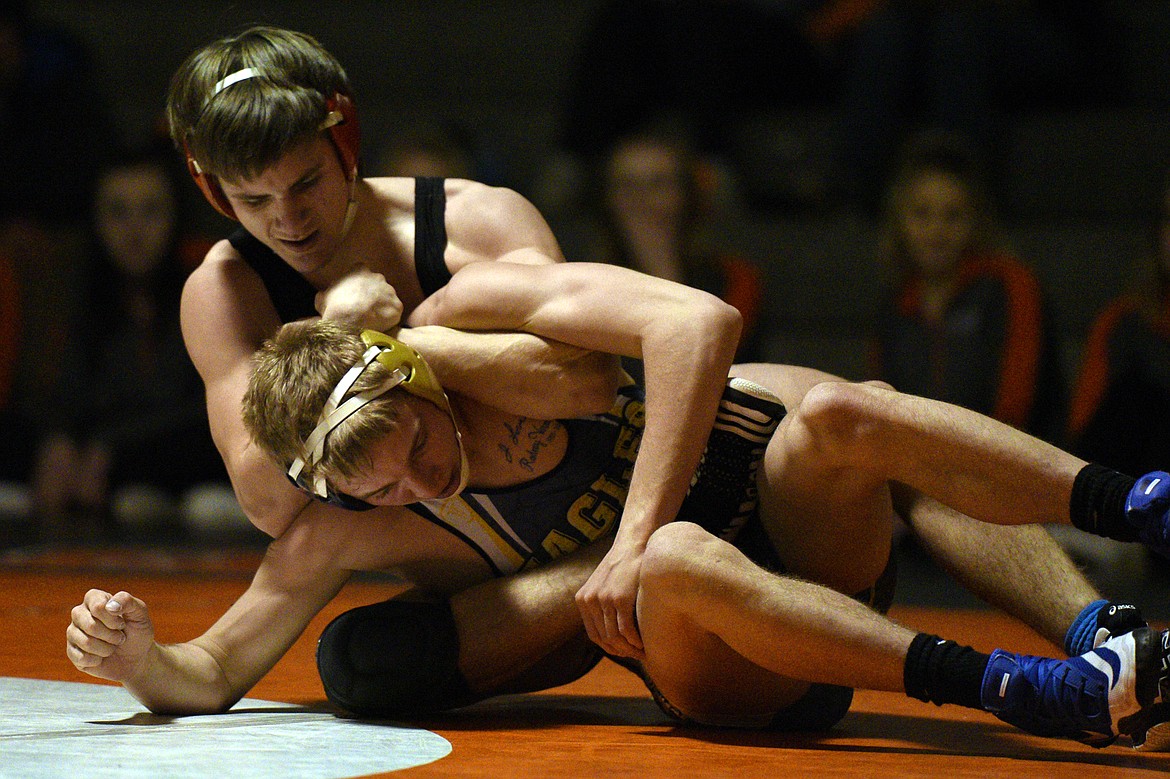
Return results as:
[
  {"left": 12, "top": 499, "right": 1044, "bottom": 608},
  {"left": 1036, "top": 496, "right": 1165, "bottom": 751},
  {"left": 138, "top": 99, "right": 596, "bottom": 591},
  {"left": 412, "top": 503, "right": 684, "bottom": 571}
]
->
[
  {"left": 122, "top": 639, "right": 241, "bottom": 715},
  {"left": 614, "top": 299, "right": 742, "bottom": 547},
  {"left": 398, "top": 325, "right": 624, "bottom": 418}
]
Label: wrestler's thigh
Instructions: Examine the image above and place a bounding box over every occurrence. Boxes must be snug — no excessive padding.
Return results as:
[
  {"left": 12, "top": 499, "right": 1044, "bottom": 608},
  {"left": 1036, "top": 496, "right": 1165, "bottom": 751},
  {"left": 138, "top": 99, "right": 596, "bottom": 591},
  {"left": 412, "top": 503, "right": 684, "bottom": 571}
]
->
[
  {"left": 731, "top": 364, "right": 894, "bottom": 593},
  {"left": 638, "top": 591, "right": 811, "bottom": 728}
]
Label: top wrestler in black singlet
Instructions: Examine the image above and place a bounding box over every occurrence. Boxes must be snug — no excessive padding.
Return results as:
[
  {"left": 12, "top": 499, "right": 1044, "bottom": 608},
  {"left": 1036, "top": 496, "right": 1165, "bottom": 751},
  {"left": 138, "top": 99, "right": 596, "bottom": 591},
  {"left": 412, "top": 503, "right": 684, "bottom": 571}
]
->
[{"left": 228, "top": 176, "right": 453, "bottom": 322}]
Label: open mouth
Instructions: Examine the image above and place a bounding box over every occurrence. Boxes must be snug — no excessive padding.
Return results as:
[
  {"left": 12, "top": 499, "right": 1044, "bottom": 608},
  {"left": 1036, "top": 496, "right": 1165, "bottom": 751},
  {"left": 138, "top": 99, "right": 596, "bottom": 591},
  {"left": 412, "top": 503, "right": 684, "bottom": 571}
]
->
[{"left": 277, "top": 231, "right": 318, "bottom": 252}]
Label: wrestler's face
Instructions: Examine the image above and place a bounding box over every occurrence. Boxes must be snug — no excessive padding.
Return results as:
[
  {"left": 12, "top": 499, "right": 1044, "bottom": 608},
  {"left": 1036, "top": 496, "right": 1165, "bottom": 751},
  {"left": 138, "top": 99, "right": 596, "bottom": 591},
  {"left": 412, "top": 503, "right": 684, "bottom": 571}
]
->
[
  {"left": 898, "top": 171, "right": 975, "bottom": 279},
  {"left": 332, "top": 393, "right": 464, "bottom": 506},
  {"left": 219, "top": 137, "right": 352, "bottom": 275}
]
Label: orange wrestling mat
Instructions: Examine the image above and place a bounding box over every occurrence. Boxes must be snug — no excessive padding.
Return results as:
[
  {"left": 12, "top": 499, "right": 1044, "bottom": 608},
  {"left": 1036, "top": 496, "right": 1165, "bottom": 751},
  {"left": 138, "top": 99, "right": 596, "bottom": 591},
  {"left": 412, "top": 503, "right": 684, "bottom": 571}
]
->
[{"left": 2, "top": 545, "right": 1167, "bottom": 778}]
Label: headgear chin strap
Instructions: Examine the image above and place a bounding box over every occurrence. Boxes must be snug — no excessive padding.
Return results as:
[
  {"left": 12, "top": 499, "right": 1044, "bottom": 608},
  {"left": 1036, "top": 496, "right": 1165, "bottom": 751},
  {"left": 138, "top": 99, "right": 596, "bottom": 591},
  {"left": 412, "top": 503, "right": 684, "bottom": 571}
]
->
[
  {"left": 184, "top": 67, "right": 362, "bottom": 223},
  {"left": 286, "top": 330, "right": 469, "bottom": 510}
]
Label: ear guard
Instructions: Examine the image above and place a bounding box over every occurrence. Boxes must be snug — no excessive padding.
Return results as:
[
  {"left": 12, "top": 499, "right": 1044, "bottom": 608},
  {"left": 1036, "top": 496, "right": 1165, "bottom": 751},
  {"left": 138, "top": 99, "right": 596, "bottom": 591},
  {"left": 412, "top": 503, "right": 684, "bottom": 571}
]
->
[
  {"left": 286, "top": 329, "right": 467, "bottom": 511},
  {"left": 185, "top": 77, "right": 361, "bottom": 220}
]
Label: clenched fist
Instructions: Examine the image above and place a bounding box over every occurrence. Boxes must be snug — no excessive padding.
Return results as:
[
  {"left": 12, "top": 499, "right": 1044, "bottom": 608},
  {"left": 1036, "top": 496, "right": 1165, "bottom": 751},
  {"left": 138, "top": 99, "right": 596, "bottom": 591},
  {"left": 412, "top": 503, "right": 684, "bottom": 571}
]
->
[
  {"left": 315, "top": 264, "right": 403, "bottom": 331},
  {"left": 66, "top": 589, "right": 155, "bottom": 683}
]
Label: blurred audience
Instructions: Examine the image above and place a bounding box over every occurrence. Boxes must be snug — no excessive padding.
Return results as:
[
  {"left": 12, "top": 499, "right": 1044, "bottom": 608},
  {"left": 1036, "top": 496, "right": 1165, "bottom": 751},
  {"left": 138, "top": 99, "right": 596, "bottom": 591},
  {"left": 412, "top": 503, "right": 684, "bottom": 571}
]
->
[
  {"left": 868, "top": 131, "right": 1066, "bottom": 442},
  {"left": 1067, "top": 174, "right": 1170, "bottom": 478},
  {"left": 827, "top": 0, "right": 1130, "bottom": 211},
  {"left": 370, "top": 117, "right": 476, "bottom": 180},
  {"left": 578, "top": 119, "right": 766, "bottom": 379},
  {"left": 0, "top": 2, "right": 119, "bottom": 531},
  {"left": 30, "top": 142, "right": 245, "bottom": 542},
  {"left": 560, "top": 1, "right": 838, "bottom": 175}
]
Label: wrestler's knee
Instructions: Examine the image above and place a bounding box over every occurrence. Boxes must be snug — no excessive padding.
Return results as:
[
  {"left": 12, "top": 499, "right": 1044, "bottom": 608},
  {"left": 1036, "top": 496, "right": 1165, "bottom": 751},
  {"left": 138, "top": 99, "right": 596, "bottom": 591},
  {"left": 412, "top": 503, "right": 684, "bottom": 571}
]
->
[
  {"left": 316, "top": 597, "right": 476, "bottom": 718},
  {"left": 788, "top": 380, "right": 890, "bottom": 465},
  {"left": 641, "top": 522, "right": 729, "bottom": 595}
]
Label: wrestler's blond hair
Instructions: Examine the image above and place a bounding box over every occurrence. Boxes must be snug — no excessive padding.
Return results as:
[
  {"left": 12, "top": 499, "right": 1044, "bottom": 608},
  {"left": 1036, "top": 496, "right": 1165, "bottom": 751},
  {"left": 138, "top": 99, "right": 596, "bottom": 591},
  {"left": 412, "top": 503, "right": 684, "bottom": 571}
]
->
[{"left": 243, "top": 320, "right": 405, "bottom": 487}]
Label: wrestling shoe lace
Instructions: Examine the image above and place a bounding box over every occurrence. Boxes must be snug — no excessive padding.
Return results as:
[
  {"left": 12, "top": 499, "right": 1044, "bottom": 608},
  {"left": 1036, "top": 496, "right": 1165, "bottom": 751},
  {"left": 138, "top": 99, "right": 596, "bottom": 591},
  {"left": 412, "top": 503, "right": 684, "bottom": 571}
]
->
[
  {"left": 675, "top": 378, "right": 785, "bottom": 541},
  {"left": 982, "top": 627, "right": 1165, "bottom": 749}
]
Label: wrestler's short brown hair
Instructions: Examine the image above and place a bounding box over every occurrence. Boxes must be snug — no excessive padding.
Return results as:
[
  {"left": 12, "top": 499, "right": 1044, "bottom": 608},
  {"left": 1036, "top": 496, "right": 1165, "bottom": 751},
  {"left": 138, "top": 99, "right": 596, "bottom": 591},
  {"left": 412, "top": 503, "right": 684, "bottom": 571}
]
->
[{"left": 166, "top": 26, "right": 351, "bottom": 182}]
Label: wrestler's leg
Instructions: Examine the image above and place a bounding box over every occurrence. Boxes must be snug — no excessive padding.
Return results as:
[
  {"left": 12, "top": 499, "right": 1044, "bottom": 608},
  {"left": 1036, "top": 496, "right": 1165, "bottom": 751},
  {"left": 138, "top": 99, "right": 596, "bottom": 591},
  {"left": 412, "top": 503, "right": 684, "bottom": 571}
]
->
[
  {"left": 634, "top": 522, "right": 1169, "bottom": 750},
  {"left": 635, "top": 522, "right": 912, "bottom": 726},
  {"left": 896, "top": 487, "right": 1098, "bottom": 647},
  {"left": 730, "top": 364, "right": 896, "bottom": 594},
  {"left": 730, "top": 365, "right": 1109, "bottom": 649},
  {"left": 450, "top": 535, "right": 611, "bottom": 695}
]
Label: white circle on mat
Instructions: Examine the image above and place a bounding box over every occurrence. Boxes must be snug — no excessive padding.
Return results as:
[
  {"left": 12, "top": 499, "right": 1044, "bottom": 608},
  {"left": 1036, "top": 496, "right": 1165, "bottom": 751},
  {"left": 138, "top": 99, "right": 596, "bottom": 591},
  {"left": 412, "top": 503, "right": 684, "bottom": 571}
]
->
[{"left": 0, "top": 677, "right": 451, "bottom": 777}]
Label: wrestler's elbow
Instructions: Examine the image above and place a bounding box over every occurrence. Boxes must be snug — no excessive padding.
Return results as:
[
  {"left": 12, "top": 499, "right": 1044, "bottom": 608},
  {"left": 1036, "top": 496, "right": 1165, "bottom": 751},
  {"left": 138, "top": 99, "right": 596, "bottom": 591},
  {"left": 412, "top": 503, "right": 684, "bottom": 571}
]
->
[
  {"left": 575, "top": 350, "right": 626, "bottom": 408},
  {"left": 225, "top": 454, "right": 305, "bottom": 538},
  {"left": 685, "top": 294, "right": 742, "bottom": 360}
]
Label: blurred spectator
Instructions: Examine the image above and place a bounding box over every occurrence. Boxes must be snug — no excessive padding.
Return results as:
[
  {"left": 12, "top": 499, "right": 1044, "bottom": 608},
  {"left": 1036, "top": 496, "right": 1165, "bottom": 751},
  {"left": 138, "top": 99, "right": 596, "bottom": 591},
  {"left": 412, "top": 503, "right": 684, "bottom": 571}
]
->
[
  {"left": 30, "top": 142, "right": 244, "bottom": 541},
  {"left": 561, "top": 0, "right": 838, "bottom": 167},
  {"left": 0, "top": 1, "right": 118, "bottom": 512},
  {"left": 868, "top": 131, "right": 1066, "bottom": 442},
  {"left": 828, "top": 0, "right": 1130, "bottom": 211},
  {"left": 1067, "top": 174, "right": 1170, "bottom": 477},
  {"left": 370, "top": 117, "right": 476, "bottom": 180},
  {"left": 579, "top": 119, "right": 766, "bottom": 379}
]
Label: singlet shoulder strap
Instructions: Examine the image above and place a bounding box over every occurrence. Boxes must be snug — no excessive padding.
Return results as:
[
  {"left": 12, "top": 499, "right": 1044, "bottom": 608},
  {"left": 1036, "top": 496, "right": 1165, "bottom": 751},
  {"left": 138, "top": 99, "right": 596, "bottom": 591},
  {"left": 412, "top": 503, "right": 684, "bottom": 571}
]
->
[
  {"left": 415, "top": 177, "right": 452, "bottom": 297},
  {"left": 228, "top": 227, "right": 318, "bottom": 322}
]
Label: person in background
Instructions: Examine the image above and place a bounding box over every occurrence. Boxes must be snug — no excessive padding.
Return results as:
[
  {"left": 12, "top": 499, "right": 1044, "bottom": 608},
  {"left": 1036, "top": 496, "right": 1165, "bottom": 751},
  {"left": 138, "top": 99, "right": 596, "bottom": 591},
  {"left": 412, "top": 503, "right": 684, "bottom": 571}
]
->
[
  {"left": 868, "top": 130, "right": 1066, "bottom": 443},
  {"left": 370, "top": 117, "right": 475, "bottom": 181},
  {"left": 582, "top": 119, "right": 766, "bottom": 377},
  {"left": 0, "top": 1, "right": 118, "bottom": 526},
  {"left": 1059, "top": 172, "right": 1170, "bottom": 583},
  {"left": 31, "top": 142, "right": 245, "bottom": 541},
  {"left": 826, "top": 0, "right": 1129, "bottom": 211},
  {"left": 1069, "top": 173, "right": 1170, "bottom": 479}
]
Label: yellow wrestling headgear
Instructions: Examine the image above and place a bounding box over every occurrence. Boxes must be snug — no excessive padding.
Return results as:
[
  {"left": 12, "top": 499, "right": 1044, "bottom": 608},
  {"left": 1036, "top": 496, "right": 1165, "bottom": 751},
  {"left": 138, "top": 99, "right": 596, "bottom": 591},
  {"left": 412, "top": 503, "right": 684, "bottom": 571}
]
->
[{"left": 286, "top": 329, "right": 468, "bottom": 510}]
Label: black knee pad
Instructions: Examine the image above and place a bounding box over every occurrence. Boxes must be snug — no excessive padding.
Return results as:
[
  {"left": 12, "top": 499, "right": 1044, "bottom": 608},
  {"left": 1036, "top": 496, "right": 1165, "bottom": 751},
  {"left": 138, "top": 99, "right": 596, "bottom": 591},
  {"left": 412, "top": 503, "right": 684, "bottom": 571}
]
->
[{"left": 316, "top": 597, "right": 475, "bottom": 717}]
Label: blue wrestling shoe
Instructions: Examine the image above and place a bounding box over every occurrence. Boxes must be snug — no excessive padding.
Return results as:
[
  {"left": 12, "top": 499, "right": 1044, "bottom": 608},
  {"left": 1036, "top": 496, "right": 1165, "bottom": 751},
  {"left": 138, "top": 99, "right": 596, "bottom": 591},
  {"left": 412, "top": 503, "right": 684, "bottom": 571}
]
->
[
  {"left": 675, "top": 378, "right": 786, "bottom": 541},
  {"left": 982, "top": 627, "right": 1170, "bottom": 750},
  {"left": 1064, "top": 600, "right": 1148, "bottom": 657},
  {"left": 1125, "top": 471, "right": 1170, "bottom": 558}
]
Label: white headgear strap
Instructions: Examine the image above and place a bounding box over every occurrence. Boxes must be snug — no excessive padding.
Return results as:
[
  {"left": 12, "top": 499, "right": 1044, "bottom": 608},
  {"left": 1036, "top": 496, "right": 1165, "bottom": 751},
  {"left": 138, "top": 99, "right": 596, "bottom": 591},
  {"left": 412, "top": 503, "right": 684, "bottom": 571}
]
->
[
  {"left": 286, "top": 346, "right": 408, "bottom": 498},
  {"left": 212, "top": 67, "right": 260, "bottom": 97}
]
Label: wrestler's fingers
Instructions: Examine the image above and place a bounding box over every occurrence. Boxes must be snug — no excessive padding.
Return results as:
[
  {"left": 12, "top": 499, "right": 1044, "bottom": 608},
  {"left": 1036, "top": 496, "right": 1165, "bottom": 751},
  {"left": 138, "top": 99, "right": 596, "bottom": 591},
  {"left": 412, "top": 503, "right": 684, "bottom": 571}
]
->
[
  {"left": 104, "top": 591, "right": 149, "bottom": 625},
  {"left": 615, "top": 608, "right": 644, "bottom": 652},
  {"left": 70, "top": 601, "right": 126, "bottom": 646},
  {"left": 65, "top": 621, "right": 121, "bottom": 666},
  {"left": 81, "top": 589, "right": 127, "bottom": 630}
]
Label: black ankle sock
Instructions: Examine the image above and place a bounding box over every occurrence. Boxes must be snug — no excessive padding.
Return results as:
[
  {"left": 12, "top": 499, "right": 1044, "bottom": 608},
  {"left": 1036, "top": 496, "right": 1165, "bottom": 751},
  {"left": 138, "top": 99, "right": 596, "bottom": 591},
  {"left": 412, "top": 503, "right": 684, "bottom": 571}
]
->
[
  {"left": 904, "top": 633, "right": 989, "bottom": 710},
  {"left": 1069, "top": 464, "right": 1138, "bottom": 542}
]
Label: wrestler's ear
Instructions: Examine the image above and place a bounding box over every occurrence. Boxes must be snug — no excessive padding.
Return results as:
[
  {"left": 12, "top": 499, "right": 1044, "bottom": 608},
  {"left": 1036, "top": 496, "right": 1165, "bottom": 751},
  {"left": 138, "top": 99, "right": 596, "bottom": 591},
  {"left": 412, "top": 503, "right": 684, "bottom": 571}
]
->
[{"left": 184, "top": 142, "right": 237, "bottom": 220}]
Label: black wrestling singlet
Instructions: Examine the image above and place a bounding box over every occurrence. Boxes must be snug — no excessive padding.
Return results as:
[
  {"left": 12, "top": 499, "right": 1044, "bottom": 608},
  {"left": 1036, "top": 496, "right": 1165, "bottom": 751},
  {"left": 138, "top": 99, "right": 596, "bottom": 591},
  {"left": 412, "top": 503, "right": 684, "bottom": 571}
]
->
[{"left": 230, "top": 177, "right": 453, "bottom": 322}]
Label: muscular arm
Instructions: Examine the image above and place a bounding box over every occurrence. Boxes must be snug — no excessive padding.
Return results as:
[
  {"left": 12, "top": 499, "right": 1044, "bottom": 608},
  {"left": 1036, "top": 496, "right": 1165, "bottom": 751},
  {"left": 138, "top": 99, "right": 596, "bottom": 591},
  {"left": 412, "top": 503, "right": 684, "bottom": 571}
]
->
[
  {"left": 397, "top": 326, "right": 623, "bottom": 418},
  {"left": 75, "top": 517, "right": 352, "bottom": 715},
  {"left": 411, "top": 261, "right": 742, "bottom": 653},
  {"left": 183, "top": 234, "right": 619, "bottom": 538},
  {"left": 421, "top": 181, "right": 626, "bottom": 417},
  {"left": 181, "top": 243, "right": 312, "bottom": 537}
]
